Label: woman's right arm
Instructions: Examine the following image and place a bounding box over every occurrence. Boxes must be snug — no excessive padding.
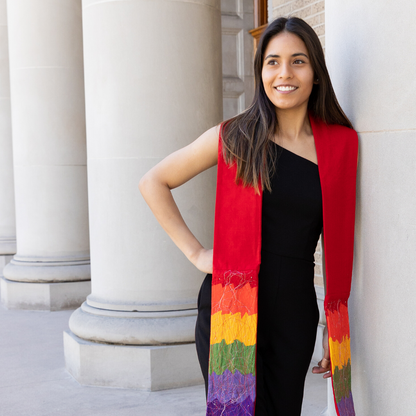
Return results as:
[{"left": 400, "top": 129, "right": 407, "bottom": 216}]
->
[{"left": 138, "top": 125, "right": 220, "bottom": 274}]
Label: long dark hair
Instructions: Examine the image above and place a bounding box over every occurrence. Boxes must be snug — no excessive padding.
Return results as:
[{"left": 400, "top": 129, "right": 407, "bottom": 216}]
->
[{"left": 221, "top": 16, "right": 353, "bottom": 192}]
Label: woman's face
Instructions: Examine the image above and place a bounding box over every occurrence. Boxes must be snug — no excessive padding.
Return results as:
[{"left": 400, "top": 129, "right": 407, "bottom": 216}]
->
[{"left": 261, "top": 31, "right": 316, "bottom": 113}]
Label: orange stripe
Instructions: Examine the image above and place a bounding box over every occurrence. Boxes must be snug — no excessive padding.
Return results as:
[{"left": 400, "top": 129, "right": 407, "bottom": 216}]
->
[{"left": 211, "top": 282, "right": 258, "bottom": 317}]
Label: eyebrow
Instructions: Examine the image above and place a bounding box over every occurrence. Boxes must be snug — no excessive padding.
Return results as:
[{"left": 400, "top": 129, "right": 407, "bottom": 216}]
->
[{"left": 264, "top": 53, "right": 309, "bottom": 60}]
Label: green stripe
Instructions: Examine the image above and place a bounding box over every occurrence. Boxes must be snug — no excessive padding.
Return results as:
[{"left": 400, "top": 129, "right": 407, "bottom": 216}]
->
[
  {"left": 209, "top": 339, "right": 256, "bottom": 376},
  {"left": 333, "top": 359, "right": 352, "bottom": 402}
]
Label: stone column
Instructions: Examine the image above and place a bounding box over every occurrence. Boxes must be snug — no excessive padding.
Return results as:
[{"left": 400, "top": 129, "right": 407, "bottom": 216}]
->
[
  {"left": 1, "top": 0, "right": 90, "bottom": 310},
  {"left": 64, "top": 0, "right": 222, "bottom": 390},
  {"left": 326, "top": 1, "right": 416, "bottom": 414},
  {"left": 0, "top": 0, "right": 16, "bottom": 276}
]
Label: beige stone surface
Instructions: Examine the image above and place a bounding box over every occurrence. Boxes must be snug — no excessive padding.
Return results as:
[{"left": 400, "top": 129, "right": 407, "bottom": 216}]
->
[
  {"left": 0, "top": 254, "right": 12, "bottom": 276},
  {"left": 5, "top": 0, "right": 89, "bottom": 272},
  {"left": 314, "top": 238, "right": 323, "bottom": 287},
  {"left": 221, "top": 0, "right": 254, "bottom": 119},
  {"left": 64, "top": 331, "right": 204, "bottom": 390},
  {"left": 326, "top": 1, "right": 416, "bottom": 414},
  {"left": 79, "top": 0, "right": 221, "bottom": 314},
  {"left": 1, "top": 276, "right": 91, "bottom": 310},
  {"left": 0, "top": 0, "right": 16, "bottom": 256},
  {"left": 66, "top": 0, "right": 222, "bottom": 390}
]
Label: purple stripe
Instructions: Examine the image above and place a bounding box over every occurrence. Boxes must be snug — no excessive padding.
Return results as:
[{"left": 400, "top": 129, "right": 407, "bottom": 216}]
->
[
  {"left": 207, "top": 369, "right": 256, "bottom": 404},
  {"left": 207, "top": 396, "right": 255, "bottom": 416},
  {"left": 336, "top": 393, "right": 355, "bottom": 416}
]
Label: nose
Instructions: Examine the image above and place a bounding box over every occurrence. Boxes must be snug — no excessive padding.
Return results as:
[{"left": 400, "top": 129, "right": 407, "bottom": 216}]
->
[{"left": 279, "top": 61, "right": 293, "bottom": 79}]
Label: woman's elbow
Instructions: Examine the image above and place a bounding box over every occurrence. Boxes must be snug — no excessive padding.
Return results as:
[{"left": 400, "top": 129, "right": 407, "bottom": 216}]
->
[
  {"left": 139, "top": 170, "right": 167, "bottom": 199},
  {"left": 138, "top": 172, "right": 153, "bottom": 197}
]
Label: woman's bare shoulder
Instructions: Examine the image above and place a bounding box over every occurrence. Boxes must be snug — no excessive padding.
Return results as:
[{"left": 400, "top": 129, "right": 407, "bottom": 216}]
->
[{"left": 186, "top": 124, "right": 220, "bottom": 164}]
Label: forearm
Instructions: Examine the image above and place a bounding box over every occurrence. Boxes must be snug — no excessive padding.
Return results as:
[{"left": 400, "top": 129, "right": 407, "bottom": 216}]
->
[
  {"left": 139, "top": 126, "right": 218, "bottom": 271},
  {"left": 139, "top": 174, "right": 205, "bottom": 264}
]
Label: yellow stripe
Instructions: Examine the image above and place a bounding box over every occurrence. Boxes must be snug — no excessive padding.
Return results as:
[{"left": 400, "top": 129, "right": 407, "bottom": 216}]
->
[
  {"left": 210, "top": 311, "right": 257, "bottom": 346},
  {"left": 329, "top": 336, "right": 351, "bottom": 371}
]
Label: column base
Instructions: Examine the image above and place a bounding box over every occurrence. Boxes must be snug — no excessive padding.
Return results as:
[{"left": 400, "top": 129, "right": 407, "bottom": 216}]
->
[
  {"left": 3, "top": 257, "right": 90, "bottom": 283},
  {"left": 0, "top": 276, "right": 91, "bottom": 310},
  {"left": 69, "top": 302, "right": 197, "bottom": 344},
  {"left": 0, "top": 254, "right": 14, "bottom": 277},
  {"left": 64, "top": 330, "right": 204, "bottom": 390}
]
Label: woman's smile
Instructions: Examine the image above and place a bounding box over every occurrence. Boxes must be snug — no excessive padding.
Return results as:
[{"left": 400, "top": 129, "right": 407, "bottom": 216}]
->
[{"left": 274, "top": 84, "right": 299, "bottom": 93}]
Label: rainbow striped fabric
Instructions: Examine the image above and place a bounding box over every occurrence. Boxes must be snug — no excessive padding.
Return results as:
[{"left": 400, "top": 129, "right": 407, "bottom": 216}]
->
[
  {"left": 206, "top": 126, "right": 262, "bottom": 415},
  {"left": 327, "top": 301, "right": 355, "bottom": 415},
  {"left": 206, "top": 271, "right": 258, "bottom": 414}
]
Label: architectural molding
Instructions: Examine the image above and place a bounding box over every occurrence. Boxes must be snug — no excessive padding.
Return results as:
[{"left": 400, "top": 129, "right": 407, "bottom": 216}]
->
[{"left": 0, "top": 276, "right": 91, "bottom": 310}]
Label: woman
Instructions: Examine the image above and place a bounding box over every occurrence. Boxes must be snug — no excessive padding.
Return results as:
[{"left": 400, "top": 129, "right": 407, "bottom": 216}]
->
[{"left": 140, "top": 17, "right": 357, "bottom": 416}]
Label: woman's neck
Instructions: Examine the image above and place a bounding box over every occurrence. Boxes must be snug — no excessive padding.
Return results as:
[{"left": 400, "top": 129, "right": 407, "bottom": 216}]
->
[{"left": 275, "top": 107, "right": 312, "bottom": 142}]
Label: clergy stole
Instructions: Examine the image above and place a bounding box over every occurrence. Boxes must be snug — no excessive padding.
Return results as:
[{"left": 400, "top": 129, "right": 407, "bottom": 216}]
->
[{"left": 206, "top": 114, "right": 358, "bottom": 416}]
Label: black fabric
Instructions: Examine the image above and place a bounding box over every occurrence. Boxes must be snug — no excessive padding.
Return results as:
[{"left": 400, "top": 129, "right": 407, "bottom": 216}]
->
[
  {"left": 195, "top": 144, "right": 322, "bottom": 415},
  {"left": 262, "top": 143, "right": 323, "bottom": 262}
]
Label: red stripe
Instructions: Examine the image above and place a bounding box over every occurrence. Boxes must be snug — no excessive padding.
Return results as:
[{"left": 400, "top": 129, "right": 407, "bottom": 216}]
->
[{"left": 212, "top": 273, "right": 258, "bottom": 288}]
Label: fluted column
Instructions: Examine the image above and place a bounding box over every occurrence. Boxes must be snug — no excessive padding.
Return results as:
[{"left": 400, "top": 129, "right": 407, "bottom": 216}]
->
[
  {"left": 0, "top": 0, "right": 16, "bottom": 276},
  {"left": 326, "top": 1, "right": 416, "bottom": 414},
  {"left": 64, "top": 0, "right": 222, "bottom": 390},
  {"left": 1, "top": 0, "right": 90, "bottom": 310}
]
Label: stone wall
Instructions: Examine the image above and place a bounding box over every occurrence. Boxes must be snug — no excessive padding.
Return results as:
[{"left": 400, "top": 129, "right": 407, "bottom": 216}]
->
[
  {"left": 270, "top": 0, "right": 325, "bottom": 48},
  {"left": 314, "top": 240, "right": 323, "bottom": 286},
  {"left": 326, "top": 1, "right": 416, "bottom": 413},
  {"left": 221, "top": 0, "right": 254, "bottom": 120}
]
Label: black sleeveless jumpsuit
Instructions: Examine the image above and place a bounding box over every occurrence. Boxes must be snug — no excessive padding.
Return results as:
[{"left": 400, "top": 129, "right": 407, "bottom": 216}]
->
[{"left": 195, "top": 142, "right": 323, "bottom": 416}]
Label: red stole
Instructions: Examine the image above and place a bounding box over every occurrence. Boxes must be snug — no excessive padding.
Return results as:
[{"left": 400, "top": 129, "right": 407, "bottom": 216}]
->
[{"left": 206, "top": 114, "right": 358, "bottom": 416}]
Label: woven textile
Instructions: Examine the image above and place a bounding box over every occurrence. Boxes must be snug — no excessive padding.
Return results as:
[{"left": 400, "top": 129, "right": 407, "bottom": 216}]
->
[{"left": 206, "top": 114, "right": 358, "bottom": 416}]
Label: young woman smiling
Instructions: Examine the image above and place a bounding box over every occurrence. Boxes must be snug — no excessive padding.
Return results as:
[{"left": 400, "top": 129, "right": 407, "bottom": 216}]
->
[{"left": 140, "top": 17, "right": 357, "bottom": 416}]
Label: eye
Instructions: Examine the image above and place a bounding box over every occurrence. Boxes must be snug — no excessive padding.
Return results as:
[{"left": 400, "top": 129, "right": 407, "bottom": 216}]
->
[
  {"left": 267, "top": 59, "right": 278, "bottom": 66},
  {"left": 293, "top": 59, "right": 305, "bottom": 64}
]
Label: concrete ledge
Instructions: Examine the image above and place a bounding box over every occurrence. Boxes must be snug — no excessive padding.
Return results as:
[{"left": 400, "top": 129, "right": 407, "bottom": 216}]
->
[
  {"left": 0, "top": 276, "right": 91, "bottom": 310},
  {"left": 69, "top": 302, "right": 197, "bottom": 344},
  {"left": 64, "top": 330, "right": 204, "bottom": 391}
]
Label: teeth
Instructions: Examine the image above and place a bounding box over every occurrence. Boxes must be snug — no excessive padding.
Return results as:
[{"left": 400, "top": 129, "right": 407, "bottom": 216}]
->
[{"left": 276, "top": 86, "right": 297, "bottom": 91}]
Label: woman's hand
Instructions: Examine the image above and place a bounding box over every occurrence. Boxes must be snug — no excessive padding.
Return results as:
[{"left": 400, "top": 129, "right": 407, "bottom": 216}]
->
[
  {"left": 191, "top": 248, "right": 213, "bottom": 274},
  {"left": 312, "top": 324, "right": 332, "bottom": 379}
]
